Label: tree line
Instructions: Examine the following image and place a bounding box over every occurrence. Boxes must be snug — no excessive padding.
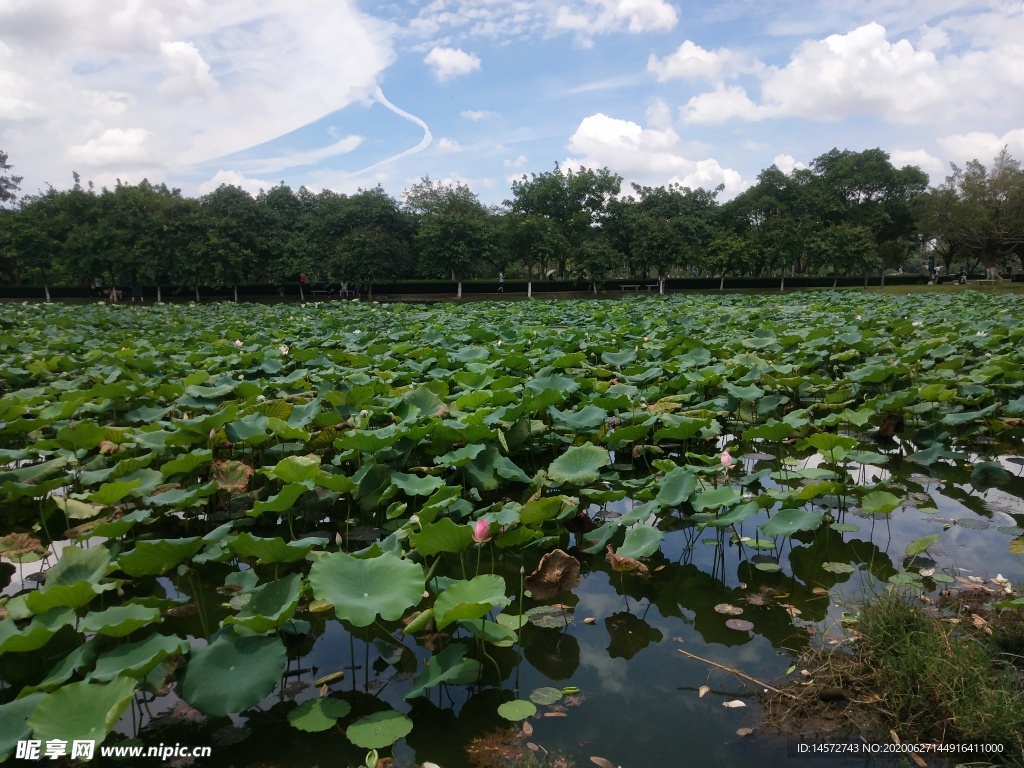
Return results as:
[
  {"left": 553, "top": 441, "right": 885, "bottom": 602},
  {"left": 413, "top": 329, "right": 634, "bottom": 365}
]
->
[{"left": 0, "top": 146, "right": 1022, "bottom": 299}]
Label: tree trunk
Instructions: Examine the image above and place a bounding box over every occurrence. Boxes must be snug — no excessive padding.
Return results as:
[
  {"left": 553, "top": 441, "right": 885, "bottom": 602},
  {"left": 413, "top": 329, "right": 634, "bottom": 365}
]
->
[
  {"left": 880, "top": 269, "right": 885, "bottom": 288},
  {"left": 832, "top": 276, "right": 838, "bottom": 289},
  {"left": 863, "top": 273, "right": 868, "bottom": 288},
  {"left": 457, "top": 281, "right": 462, "bottom": 299},
  {"left": 44, "top": 283, "right": 51, "bottom": 303},
  {"left": 659, "top": 277, "right": 665, "bottom": 295},
  {"left": 195, "top": 284, "right": 200, "bottom": 302},
  {"left": 527, "top": 280, "right": 532, "bottom": 298},
  {"left": 719, "top": 274, "right": 725, "bottom": 291},
  {"left": 233, "top": 284, "right": 238, "bottom": 303},
  {"left": 157, "top": 285, "right": 162, "bottom": 303},
  {"left": 368, "top": 284, "right": 373, "bottom": 301},
  {"left": 780, "top": 273, "right": 785, "bottom": 292},
  {"left": 299, "top": 283, "right": 305, "bottom": 302}
]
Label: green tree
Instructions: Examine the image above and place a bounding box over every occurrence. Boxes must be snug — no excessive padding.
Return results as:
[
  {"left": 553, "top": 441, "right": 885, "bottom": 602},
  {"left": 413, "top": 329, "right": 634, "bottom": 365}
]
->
[
  {"left": 405, "top": 177, "right": 494, "bottom": 297},
  {"left": 1, "top": 149, "right": 23, "bottom": 205},
  {"left": 501, "top": 212, "right": 566, "bottom": 296},
  {"left": 702, "top": 231, "right": 749, "bottom": 290},
  {"left": 940, "top": 148, "right": 1024, "bottom": 277},
  {"left": 507, "top": 164, "right": 621, "bottom": 278}
]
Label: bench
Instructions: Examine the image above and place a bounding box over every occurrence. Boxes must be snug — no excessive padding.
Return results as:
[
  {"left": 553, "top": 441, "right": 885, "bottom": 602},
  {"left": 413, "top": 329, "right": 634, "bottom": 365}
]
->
[{"left": 622, "top": 284, "right": 641, "bottom": 291}]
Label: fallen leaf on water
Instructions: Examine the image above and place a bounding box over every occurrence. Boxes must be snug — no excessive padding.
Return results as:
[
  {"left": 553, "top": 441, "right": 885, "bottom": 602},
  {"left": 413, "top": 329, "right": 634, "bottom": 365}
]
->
[
  {"left": 725, "top": 618, "right": 754, "bottom": 632},
  {"left": 811, "top": 587, "right": 829, "bottom": 595},
  {"left": 736, "top": 727, "right": 753, "bottom": 737},
  {"left": 590, "top": 758, "right": 617, "bottom": 768},
  {"left": 697, "top": 685, "right": 711, "bottom": 698},
  {"left": 714, "top": 603, "right": 743, "bottom": 616},
  {"left": 722, "top": 700, "right": 746, "bottom": 708},
  {"left": 544, "top": 712, "right": 567, "bottom": 718},
  {"left": 583, "top": 617, "right": 597, "bottom": 624},
  {"left": 909, "top": 751, "right": 927, "bottom": 768},
  {"left": 527, "top": 742, "right": 539, "bottom": 752},
  {"left": 522, "top": 722, "right": 534, "bottom": 737}
]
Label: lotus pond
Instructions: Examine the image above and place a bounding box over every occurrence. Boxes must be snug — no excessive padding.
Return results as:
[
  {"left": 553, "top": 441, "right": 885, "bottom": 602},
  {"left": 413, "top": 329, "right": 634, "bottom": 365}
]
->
[{"left": 1, "top": 292, "right": 1023, "bottom": 768}]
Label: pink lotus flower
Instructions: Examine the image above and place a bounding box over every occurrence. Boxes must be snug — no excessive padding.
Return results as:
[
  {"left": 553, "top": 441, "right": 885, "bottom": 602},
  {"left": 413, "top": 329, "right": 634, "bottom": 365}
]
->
[
  {"left": 473, "top": 519, "right": 490, "bottom": 543},
  {"left": 721, "top": 450, "right": 736, "bottom": 470}
]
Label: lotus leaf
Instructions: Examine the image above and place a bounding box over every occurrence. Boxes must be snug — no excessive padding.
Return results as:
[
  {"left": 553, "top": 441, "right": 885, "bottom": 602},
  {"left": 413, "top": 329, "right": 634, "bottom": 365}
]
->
[
  {"left": 28, "top": 677, "right": 137, "bottom": 745},
  {"left": 758, "top": 508, "right": 824, "bottom": 537},
  {"left": 90, "top": 633, "right": 187, "bottom": 681},
  {"left": 409, "top": 517, "right": 473, "bottom": 556},
  {"left": 404, "top": 643, "right": 481, "bottom": 700},
  {"left": 81, "top": 604, "right": 162, "bottom": 637},
  {"left": 346, "top": 710, "right": 414, "bottom": 749},
  {"left": 309, "top": 551, "right": 423, "bottom": 627},
  {"left": 116, "top": 537, "right": 204, "bottom": 576},
  {"left": 497, "top": 699, "right": 536, "bottom": 721},
  {"left": 288, "top": 697, "right": 352, "bottom": 733},
  {"left": 179, "top": 632, "right": 287, "bottom": 717},
  {"left": 434, "top": 573, "right": 511, "bottom": 628},
  {"left": 547, "top": 443, "right": 609, "bottom": 486}
]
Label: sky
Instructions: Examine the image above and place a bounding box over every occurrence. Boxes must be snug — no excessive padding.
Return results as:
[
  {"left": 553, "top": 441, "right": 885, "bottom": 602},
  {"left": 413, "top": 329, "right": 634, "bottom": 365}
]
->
[{"left": 1, "top": 0, "right": 1023, "bottom": 207}]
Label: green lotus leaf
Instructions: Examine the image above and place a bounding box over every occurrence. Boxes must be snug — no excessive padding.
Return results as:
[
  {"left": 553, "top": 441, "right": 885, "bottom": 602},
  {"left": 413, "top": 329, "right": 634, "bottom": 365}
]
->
[
  {"left": 548, "top": 404, "right": 608, "bottom": 432},
  {"left": 905, "top": 533, "right": 940, "bottom": 557},
  {"left": 159, "top": 448, "right": 212, "bottom": 478},
  {"left": 653, "top": 416, "right": 711, "bottom": 443},
  {"left": 288, "top": 697, "right": 352, "bottom": 733},
  {"left": 56, "top": 421, "right": 105, "bottom": 452},
  {"left": 465, "top": 446, "right": 531, "bottom": 490},
  {"left": 145, "top": 480, "right": 219, "bottom": 508},
  {"left": 53, "top": 496, "right": 105, "bottom": 520},
  {"left": 458, "top": 618, "right": 517, "bottom": 647},
  {"left": 227, "top": 533, "right": 327, "bottom": 564},
  {"left": 269, "top": 454, "right": 321, "bottom": 483},
  {"left": 249, "top": 482, "right": 309, "bottom": 518},
  {"left": 547, "top": 443, "right": 609, "bottom": 486},
  {"left": 24, "top": 637, "right": 102, "bottom": 693},
  {"left": 308, "top": 551, "right": 424, "bottom": 627},
  {"left": 654, "top": 466, "right": 698, "bottom": 507},
  {"left": 27, "top": 677, "right": 136, "bottom": 745},
  {"left": 225, "top": 412, "right": 270, "bottom": 445},
  {"left": 434, "top": 574, "right": 511, "bottom": 629},
  {"left": 0, "top": 607, "right": 75, "bottom": 653},
  {"left": 600, "top": 349, "right": 636, "bottom": 367},
  {"left": 615, "top": 524, "right": 663, "bottom": 559},
  {"left": 520, "top": 495, "right": 575, "bottom": 526},
  {"left": 44, "top": 545, "right": 110, "bottom": 587},
  {"left": 742, "top": 420, "right": 795, "bottom": 441},
  {"left": 77, "top": 509, "right": 151, "bottom": 541},
  {"left": 434, "top": 443, "right": 487, "bottom": 467},
  {"left": 390, "top": 471, "right": 445, "bottom": 496},
  {"left": 706, "top": 501, "right": 759, "bottom": 529},
  {"left": 822, "top": 562, "right": 856, "bottom": 574},
  {"left": 860, "top": 491, "right": 905, "bottom": 515},
  {"left": 81, "top": 604, "right": 161, "bottom": 637},
  {"left": 526, "top": 373, "right": 578, "bottom": 394},
  {"left": 222, "top": 573, "right": 302, "bottom": 633},
  {"left": 25, "top": 580, "right": 111, "bottom": 614},
  {"left": 179, "top": 632, "right": 287, "bottom": 717},
  {"left": 690, "top": 485, "right": 740, "bottom": 512},
  {"left": 409, "top": 517, "right": 474, "bottom": 556},
  {"left": 529, "top": 686, "right": 564, "bottom": 706},
  {"left": 346, "top": 710, "right": 414, "bottom": 749},
  {"left": 0, "top": 692, "right": 46, "bottom": 760},
  {"left": 88, "top": 479, "right": 141, "bottom": 506},
  {"left": 723, "top": 381, "right": 764, "bottom": 401},
  {"left": 759, "top": 508, "right": 824, "bottom": 537},
  {"left": 497, "top": 699, "right": 536, "bottom": 721},
  {"left": 90, "top": 633, "right": 187, "bottom": 681},
  {"left": 115, "top": 536, "right": 204, "bottom": 576},
  {"left": 404, "top": 643, "right": 481, "bottom": 700}
]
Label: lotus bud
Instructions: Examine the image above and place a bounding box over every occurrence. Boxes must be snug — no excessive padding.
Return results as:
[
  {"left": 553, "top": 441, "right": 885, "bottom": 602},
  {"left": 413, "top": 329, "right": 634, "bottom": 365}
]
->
[
  {"left": 234, "top": 339, "right": 243, "bottom": 347},
  {"left": 279, "top": 345, "right": 289, "bottom": 355},
  {"left": 473, "top": 519, "right": 490, "bottom": 543},
  {"left": 209, "top": 428, "right": 216, "bottom": 441},
  {"left": 721, "top": 450, "right": 735, "bottom": 470}
]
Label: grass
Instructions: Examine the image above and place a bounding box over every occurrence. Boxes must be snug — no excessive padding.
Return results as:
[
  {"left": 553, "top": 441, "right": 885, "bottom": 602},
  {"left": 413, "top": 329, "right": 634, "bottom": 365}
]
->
[{"left": 851, "top": 591, "right": 1024, "bottom": 763}]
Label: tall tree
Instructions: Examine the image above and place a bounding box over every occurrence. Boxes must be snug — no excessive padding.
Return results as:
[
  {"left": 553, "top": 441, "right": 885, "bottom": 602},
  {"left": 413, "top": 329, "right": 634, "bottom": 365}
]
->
[
  {"left": 507, "top": 164, "right": 621, "bottom": 278},
  {"left": 1, "top": 150, "right": 23, "bottom": 205},
  {"left": 941, "top": 148, "right": 1024, "bottom": 277},
  {"left": 405, "top": 177, "right": 493, "bottom": 297}
]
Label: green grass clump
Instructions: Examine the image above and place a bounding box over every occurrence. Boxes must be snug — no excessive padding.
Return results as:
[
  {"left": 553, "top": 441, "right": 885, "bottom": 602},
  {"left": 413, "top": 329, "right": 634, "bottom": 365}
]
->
[{"left": 853, "top": 592, "right": 1024, "bottom": 764}]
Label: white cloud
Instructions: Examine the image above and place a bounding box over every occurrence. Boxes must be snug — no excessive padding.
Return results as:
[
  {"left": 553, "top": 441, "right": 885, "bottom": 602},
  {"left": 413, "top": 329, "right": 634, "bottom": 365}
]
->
[
  {"left": 436, "top": 137, "right": 462, "bottom": 152},
  {"left": 424, "top": 46, "right": 481, "bottom": 81},
  {"left": 554, "top": 0, "right": 678, "bottom": 40},
  {"left": 680, "top": 85, "right": 763, "bottom": 124},
  {"left": 461, "top": 109, "right": 498, "bottom": 120},
  {"left": 504, "top": 154, "right": 528, "bottom": 168},
  {"left": 772, "top": 154, "right": 805, "bottom": 174},
  {"left": 888, "top": 148, "right": 945, "bottom": 179},
  {"left": 158, "top": 40, "right": 217, "bottom": 97},
  {"left": 68, "top": 127, "right": 153, "bottom": 166},
  {"left": 198, "top": 169, "right": 272, "bottom": 195},
  {"left": 565, "top": 112, "right": 746, "bottom": 196},
  {"left": 937, "top": 130, "right": 1024, "bottom": 166},
  {"left": 648, "top": 40, "right": 760, "bottom": 82},
  {"left": 677, "top": 21, "right": 1024, "bottom": 127},
  {"left": 0, "top": 0, "right": 395, "bottom": 190}
]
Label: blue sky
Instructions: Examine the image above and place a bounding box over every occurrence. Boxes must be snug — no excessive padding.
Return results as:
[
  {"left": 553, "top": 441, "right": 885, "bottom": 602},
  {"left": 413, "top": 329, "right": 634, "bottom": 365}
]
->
[{"left": 2, "top": 1, "right": 1022, "bottom": 206}]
